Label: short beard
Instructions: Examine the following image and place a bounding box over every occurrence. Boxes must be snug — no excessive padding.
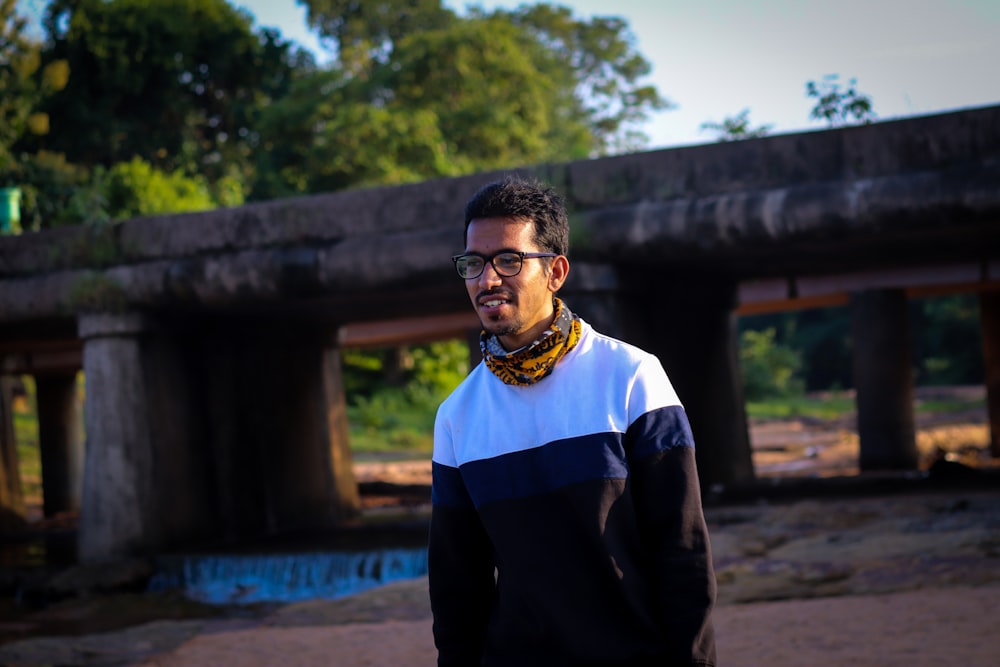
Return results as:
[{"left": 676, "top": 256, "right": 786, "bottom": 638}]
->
[{"left": 481, "top": 318, "right": 519, "bottom": 338}]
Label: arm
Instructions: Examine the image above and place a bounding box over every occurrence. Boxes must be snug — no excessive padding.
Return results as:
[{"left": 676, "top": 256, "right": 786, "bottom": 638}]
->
[
  {"left": 428, "top": 461, "right": 497, "bottom": 667},
  {"left": 627, "top": 401, "right": 717, "bottom": 666}
]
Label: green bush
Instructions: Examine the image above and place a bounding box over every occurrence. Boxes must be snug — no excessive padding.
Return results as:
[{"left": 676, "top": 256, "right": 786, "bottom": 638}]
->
[
  {"left": 740, "top": 327, "right": 804, "bottom": 401},
  {"left": 344, "top": 339, "right": 470, "bottom": 454}
]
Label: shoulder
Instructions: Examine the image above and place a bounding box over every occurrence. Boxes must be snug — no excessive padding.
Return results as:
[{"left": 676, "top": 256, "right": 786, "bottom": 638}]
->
[
  {"left": 575, "top": 321, "right": 662, "bottom": 374},
  {"left": 437, "top": 361, "right": 490, "bottom": 415},
  {"left": 574, "top": 321, "right": 682, "bottom": 412}
]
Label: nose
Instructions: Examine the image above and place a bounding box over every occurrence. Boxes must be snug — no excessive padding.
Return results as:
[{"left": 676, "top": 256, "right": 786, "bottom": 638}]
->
[{"left": 477, "top": 261, "right": 503, "bottom": 289}]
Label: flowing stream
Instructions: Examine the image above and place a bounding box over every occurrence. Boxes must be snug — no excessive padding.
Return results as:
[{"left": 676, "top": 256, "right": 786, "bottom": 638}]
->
[{"left": 148, "top": 546, "right": 429, "bottom": 605}]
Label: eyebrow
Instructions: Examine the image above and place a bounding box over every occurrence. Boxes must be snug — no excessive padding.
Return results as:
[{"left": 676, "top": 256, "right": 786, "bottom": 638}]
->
[{"left": 462, "top": 248, "right": 526, "bottom": 255}]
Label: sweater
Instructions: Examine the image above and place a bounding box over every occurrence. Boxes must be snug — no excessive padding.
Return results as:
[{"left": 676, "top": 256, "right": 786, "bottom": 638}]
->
[{"left": 429, "top": 321, "right": 716, "bottom": 667}]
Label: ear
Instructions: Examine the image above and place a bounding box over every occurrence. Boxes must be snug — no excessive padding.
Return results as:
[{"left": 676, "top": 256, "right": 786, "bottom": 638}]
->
[{"left": 547, "top": 255, "right": 570, "bottom": 293}]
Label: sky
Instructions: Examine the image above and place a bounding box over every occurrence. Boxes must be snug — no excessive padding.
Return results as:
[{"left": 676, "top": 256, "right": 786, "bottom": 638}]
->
[
  {"left": 16, "top": 0, "right": 1000, "bottom": 150},
  {"left": 235, "top": 0, "right": 1000, "bottom": 150}
]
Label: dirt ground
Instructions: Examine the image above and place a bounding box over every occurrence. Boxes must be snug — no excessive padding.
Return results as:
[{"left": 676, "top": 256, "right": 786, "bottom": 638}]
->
[
  {"left": 1, "top": 398, "right": 998, "bottom": 667},
  {"left": 1, "top": 486, "right": 996, "bottom": 667}
]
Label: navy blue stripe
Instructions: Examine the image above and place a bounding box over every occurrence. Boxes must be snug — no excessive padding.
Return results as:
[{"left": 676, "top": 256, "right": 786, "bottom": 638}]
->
[
  {"left": 431, "top": 461, "right": 475, "bottom": 509},
  {"left": 460, "top": 432, "right": 627, "bottom": 508},
  {"left": 626, "top": 404, "right": 695, "bottom": 460}
]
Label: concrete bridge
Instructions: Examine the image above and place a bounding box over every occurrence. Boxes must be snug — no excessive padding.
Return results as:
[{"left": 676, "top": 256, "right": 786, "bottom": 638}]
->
[{"left": 1, "top": 105, "right": 998, "bottom": 563}]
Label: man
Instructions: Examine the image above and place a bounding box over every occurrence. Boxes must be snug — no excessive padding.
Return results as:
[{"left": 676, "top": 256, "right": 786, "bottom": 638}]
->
[{"left": 429, "top": 177, "right": 716, "bottom": 667}]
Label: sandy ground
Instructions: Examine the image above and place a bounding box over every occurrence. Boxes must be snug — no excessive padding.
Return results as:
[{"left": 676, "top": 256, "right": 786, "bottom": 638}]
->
[
  {"left": 124, "top": 583, "right": 999, "bottom": 667},
  {"left": 2, "top": 402, "right": 998, "bottom": 667},
  {"left": 1, "top": 486, "right": 997, "bottom": 667}
]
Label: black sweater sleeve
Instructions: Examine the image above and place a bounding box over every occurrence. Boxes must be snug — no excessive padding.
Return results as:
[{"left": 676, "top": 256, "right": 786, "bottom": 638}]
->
[
  {"left": 428, "top": 462, "right": 497, "bottom": 667},
  {"left": 628, "top": 413, "right": 717, "bottom": 666}
]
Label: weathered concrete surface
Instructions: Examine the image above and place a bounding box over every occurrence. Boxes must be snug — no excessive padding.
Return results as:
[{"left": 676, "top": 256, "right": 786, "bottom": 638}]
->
[
  {"left": 851, "top": 289, "right": 919, "bottom": 470},
  {"left": 2, "top": 105, "right": 999, "bottom": 560},
  {"left": 0, "top": 106, "right": 998, "bottom": 325}
]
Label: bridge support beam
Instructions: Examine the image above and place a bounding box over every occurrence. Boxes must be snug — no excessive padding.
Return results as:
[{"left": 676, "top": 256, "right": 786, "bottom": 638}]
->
[
  {"left": 981, "top": 291, "right": 1000, "bottom": 458},
  {"left": 35, "top": 371, "right": 84, "bottom": 517},
  {"left": 78, "top": 313, "right": 214, "bottom": 563},
  {"left": 76, "top": 312, "right": 363, "bottom": 562},
  {"left": 202, "top": 322, "right": 360, "bottom": 541},
  {"left": 578, "top": 278, "right": 755, "bottom": 490},
  {"left": 850, "top": 289, "right": 918, "bottom": 471}
]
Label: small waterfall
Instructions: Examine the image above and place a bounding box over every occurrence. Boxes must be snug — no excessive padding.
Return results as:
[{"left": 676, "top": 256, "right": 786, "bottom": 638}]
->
[{"left": 148, "top": 547, "right": 428, "bottom": 605}]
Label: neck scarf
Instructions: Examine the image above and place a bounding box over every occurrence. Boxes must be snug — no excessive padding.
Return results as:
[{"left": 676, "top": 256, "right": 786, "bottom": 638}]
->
[{"left": 480, "top": 297, "right": 582, "bottom": 386}]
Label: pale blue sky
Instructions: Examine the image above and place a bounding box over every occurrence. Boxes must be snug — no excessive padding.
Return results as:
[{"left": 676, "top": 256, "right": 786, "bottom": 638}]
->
[
  {"left": 16, "top": 0, "right": 1000, "bottom": 150},
  {"left": 236, "top": 0, "right": 1000, "bottom": 149}
]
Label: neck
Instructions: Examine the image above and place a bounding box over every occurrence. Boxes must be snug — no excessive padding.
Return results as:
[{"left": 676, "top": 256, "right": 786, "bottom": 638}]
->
[{"left": 498, "top": 307, "right": 556, "bottom": 351}]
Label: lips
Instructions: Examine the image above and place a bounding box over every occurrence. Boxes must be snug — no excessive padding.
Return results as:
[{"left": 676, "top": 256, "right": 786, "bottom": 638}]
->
[{"left": 477, "top": 291, "right": 512, "bottom": 314}]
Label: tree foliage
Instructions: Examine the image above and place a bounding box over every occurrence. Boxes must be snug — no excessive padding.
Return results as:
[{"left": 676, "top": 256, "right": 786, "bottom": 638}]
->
[
  {"left": 3, "top": 150, "right": 91, "bottom": 229},
  {"left": 910, "top": 294, "right": 983, "bottom": 385},
  {"left": 497, "top": 4, "right": 670, "bottom": 154},
  {"left": 0, "top": 0, "right": 67, "bottom": 175},
  {"left": 301, "top": 0, "right": 454, "bottom": 75},
  {"left": 258, "top": 0, "right": 669, "bottom": 199},
  {"left": 28, "top": 0, "right": 314, "bottom": 189},
  {"left": 100, "top": 157, "right": 219, "bottom": 221},
  {"left": 739, "top": 327, "right": 803, "bottom": 400},
  {"left": 806, "top": 74, "right": 876, "bottom": 127},
  {"left": 699, "top": 108, "right": 773, "bottom": 142},
  {"left": 9, "top": 0, "right": 666, "bottom": 210}
]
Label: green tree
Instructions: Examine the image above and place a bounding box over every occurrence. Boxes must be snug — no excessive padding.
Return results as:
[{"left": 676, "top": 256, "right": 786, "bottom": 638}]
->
[
  {"left": 6, "top": 153, "right": 231, "bottom": 229},
  {"left": 699, "top": 108, "right": 773, "bottom": 142},
  {"left": 0, "top": 0, "right": 68, "bottom": 175},
  {"left": 3, "top": 150, "right": 92, "bottom": 229},
  {"left": 910, "top": 294, "right": 983, "bottom": 386},
  {"left": 806, "top": 74, "right": 876, "bottom": 127},
  {"left": 259, "top": 2, "right": 666, "bottom": 197},
  {"left": 28, "top": 0, "right": 313, "bottom": 193},
  {"left": 301, "top": 0, "right": 455, "bottom": 75},
  {"left": 253, "top": 68, "right": 457, "bottom": 198},
  {"left": 497, "top": 3, "right": 670, "bottom": 155},
  {"left": 739, "top": 327, "right": 804, "bottom": 400},
  {"left": 100, "top": 157, "right": 220, "bottom": 221},
  {"left": 739, "top": 307, "right": 854, "bottom": 393}
]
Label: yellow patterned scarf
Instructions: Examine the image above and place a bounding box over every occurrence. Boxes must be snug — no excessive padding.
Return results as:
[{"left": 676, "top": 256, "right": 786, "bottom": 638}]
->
[{"left": 480, "top": 298, "right": 582, "bottom": 386}]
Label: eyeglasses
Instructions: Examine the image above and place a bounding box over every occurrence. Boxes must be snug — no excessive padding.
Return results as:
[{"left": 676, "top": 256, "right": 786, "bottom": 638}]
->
[{"left": 451, "top": 251, "right": 559, "bottom": 279}]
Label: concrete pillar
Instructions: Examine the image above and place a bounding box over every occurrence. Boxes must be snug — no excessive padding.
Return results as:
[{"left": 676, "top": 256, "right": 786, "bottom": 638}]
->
[
  {"left": 34, "top": 371, "right": 84, "bottom": 517},
  {"left": 203, "top": 322, "right": 360, "bottom": 541},
  {"left": 980, "top": 291, "right": 1000, "bottom": 458},
  {"left": 323, "top": 346, "right": 362, "bottom": 520},
  {"left": 77, "top": 313, "right": 214, "bottom": 563},
  {"left": 78, "top": 313, "right": 156, "bottom": 561},
  {"left": 0, "top": 375, "right": 25, "bottom": 529},
  {"left": 581, "top": 277, "right": 755, "bottom": 490},
  {"left": 850, "top": 289, "right": 918, "bottom": 470}
]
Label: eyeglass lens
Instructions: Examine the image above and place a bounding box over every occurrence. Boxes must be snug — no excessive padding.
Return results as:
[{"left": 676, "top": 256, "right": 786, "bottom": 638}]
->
[{"left": 456, "top": 253, "right": 523, "bottom": 278}]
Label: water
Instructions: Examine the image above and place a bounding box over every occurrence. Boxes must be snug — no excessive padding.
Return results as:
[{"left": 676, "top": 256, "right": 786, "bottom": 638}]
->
[{"left": 148, "top": 547, "right": 429, "bottom": 605}]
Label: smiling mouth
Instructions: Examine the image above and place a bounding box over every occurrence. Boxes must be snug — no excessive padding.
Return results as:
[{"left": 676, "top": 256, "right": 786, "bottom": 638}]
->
[{"left": 477, "top": 292, "right": 513, "bottom": 314}]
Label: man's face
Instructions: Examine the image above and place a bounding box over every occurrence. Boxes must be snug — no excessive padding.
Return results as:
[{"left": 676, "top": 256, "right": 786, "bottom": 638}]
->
[{"left": 464, "top": 217, "right": 568, "bottom": 351}]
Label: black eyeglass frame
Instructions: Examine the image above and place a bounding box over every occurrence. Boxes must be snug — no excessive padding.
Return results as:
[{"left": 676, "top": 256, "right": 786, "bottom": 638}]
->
[{"left": 451, "top": 250, "right": 559, "bottom": 279}]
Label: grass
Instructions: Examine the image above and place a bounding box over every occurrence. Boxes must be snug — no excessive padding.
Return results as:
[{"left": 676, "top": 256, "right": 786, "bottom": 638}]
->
[
  {"left": 747, "top": 390, "right": 986, "bottom": 422},
  {"left": 346, "top": 391, "right": 435, "bottom": 456},
  {"left": 747, "top": 394, "right": 856, "bottom": 421}
]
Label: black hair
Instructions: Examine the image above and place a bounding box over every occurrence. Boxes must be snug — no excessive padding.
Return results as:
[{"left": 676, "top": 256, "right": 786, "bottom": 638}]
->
[{"left": 463, "top": 176, "right": 570, "bottom": 256}]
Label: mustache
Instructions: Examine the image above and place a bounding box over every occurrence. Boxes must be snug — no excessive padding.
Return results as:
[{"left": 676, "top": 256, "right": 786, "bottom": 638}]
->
[{"left": 476, "top": 289, "right": 513, "bottom": 301}]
